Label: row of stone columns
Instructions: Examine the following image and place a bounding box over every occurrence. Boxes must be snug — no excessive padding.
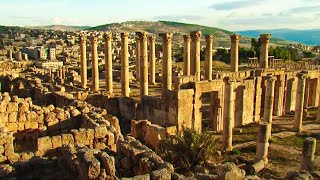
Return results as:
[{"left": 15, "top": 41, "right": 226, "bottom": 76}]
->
[{"left": 229, "top": 34, "right": 271, "bottom": 72}]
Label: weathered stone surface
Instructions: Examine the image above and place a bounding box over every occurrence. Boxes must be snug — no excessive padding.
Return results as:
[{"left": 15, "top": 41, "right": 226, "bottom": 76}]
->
[
  {"left": 97, "top": 152, "right": 116, "bottom": 176},
  {"left": 286, "top": 171, "right": 313, "bottom": 180},
  {"left": 216, "top": 162, "right": 246, "bottom": 180},
  {"left": 37, "top": 136, "right": 52, "bottom": 152},
  {"left": 7, "top": 102, "right": 18, "bottom": 112},
  {"left": 52, "top": 135, "right": 62, "bottom": 148},
  {"left": 150, "top": 168, "right": 171, "bottom": 180},
  {"left": 61, "top": 134, "right": 74, "bottom": 145},
  {"left": 95, "top": 125, "right": 108, "bottom": 139}
]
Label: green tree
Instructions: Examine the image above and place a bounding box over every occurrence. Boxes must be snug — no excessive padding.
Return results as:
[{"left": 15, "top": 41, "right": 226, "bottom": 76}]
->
[
  {"left": 302, "top": 51, "right": 316, "bottom": 58},
  {"left": 214, "top": 48, "right": 230, "bottom": 64}
]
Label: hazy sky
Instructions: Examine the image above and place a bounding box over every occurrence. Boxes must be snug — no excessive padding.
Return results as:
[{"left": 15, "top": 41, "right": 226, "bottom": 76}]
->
[{"left": 0, "top": 0, "right": 319, "bottom": 31}]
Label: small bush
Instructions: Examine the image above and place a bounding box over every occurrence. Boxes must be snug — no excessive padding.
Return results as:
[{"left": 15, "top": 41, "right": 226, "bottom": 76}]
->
[
  {"left": 231, "top": 149, "right": 241, "bottom": 155},
  {"left": 159, "top": 128, "right": 219, "bottom": 172}
]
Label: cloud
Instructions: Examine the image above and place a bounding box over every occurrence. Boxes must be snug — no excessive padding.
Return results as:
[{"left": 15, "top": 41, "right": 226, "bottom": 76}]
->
[
  {"left": 209, "top": 0, "right": 262, "bottom": 11},
  {"left": 283, "top": 5, "right": 320, "bottom": 14},
  {"left": 51, "top": 17, "right": 80, "bottom": 25}
]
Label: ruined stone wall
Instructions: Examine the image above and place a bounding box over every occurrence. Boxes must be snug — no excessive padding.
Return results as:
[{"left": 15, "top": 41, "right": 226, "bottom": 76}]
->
[{"left": 131, "top": 120, "right": 176, "bottom": 148}]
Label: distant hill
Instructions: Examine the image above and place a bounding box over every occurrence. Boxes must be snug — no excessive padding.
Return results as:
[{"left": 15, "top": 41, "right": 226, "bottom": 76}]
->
[
  {"left": 237, "top": 29, "right": 320, "bottom": 45},
  {"left": 86, "top": 21, "right": 294, "bottom": 47},
  {"left": 29, "top": 25, "right": 91, "bottom": 31}
]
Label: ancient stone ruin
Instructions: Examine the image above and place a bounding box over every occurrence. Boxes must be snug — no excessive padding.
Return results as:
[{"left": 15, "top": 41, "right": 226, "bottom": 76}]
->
[{"left": 0, "top": 31, "right": 319, "bottom": 179}]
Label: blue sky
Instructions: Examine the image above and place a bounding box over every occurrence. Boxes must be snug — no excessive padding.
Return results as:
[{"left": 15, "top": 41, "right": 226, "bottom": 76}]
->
[{"left": 0, "top": 0, "right": 319, "bottom": 30}]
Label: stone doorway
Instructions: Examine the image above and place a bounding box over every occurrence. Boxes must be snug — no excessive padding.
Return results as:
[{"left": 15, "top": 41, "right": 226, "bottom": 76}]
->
[{"left": 200, "top": 91, "right": 220, "bottom": 131}]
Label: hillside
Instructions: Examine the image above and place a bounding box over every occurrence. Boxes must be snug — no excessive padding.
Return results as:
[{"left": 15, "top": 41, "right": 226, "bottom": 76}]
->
[
  {"left": 29, "top": 25, "right": 91, "bottom": 31},
  {"left": 86, "top": 21, "right": 294, "bottom": 47},
  {"left": 238, "top": 29, "right": 320, "bottom": 45}
]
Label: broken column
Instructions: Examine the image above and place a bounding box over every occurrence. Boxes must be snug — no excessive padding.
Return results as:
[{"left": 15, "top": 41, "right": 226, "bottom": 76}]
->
[
  {"left": 263, "top": 75, "right": 276, "bottom": 125},
  {"left": 222, "top": 77, "right": 234, "bottom": 151},
  {"left": 300, "top": 137, "right": 316, "bottom": 171},
  {"left": 148, "top": 36, "right": 156, "bottom": 85},
  {"left": 138, "top": 32, "right": 148, "bottom": 98},
  {"left": 183, "top": 35, "right": 191, "bottom": 76},
  {"left": 256, "top": 121, "right": 271, "bottom": 164},
  {"left": 91, "top": 36, "right": 99, "bottom": 91},
  {"left": 121, "top": 32, "right": 130, "bottom": 97},
  {"left": 135, "top": 35, "right": 140, "bottom": 81},
  {"left": 80, "top": 35, "right": 87, "bottom": 88},
  {"left": 294, "top": 72, "right": 307, "bottom": 132},
  {"left": 230, "top": 34, "right": 240, "bottom": 72},
  {"left": 160, "top": 33, "right": 173, "bottom": 93},
  {"left": 104, "top": 32, "right": 113, "bottom": 94},
  {"left": 260, "top": 34, "right": 271, "bottom": 69},
  {"left": 8, "top": 49, "right": 13, "bottom": 61},
  {"left": 205, "top": 35, "right": 213, "bottom": 80},
  {"left": 190, "top": 31, "right": 202, "bottom": 81}
]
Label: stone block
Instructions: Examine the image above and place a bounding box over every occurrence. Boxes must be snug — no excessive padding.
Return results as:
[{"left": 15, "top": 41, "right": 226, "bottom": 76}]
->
[
  {"left": 18, "top": 102, "right": 29, "bottom": 114},
  {"left": 150, "top": 168, "right": 171, "bottom": 180},
  {"left": 7, "top": 102, "right": 18, "bottom": 112},
  {"left": 0, "top": 113, "right": 8, "bottom": 123},
  {"left": 95, "top": 125, "right": 108, "bottom": 139},
  {"left": 45, "top": 112, "right": 57, "bottom": 123},
  {"left": 52, "top": 135, "right": 62, "bottom": 149},
  {"left": 27, "top": 111, "right": 38, "bottom": 122},
  {"left": 17, "top": 113, "right": 26, "bottom": 122},
  {"left": 106, "top": 132, "right": 115, "bottom": 146},
  {"left": 61, "top": 134, "right": 74, "bottom": 145},
  {"left": 72, "top": 129, "right": 89, "bottom": 146},
  {"left": 17, "top": 122, "right": 25, "bottom": 131},
  {"left": 0, "top": 101, "right": 7, "bottom": 113},
  {"left": 97, "top": 152, "right": 116, "bottom": 176},
  {"left": 8, "top": 112, "right": 17, "bottom": 123},
  {"left": 47, "top": 119, "right": 60, "bottom": 131},
  {"left": 37, "top": 136, "right": 52, "bottom": 152},
  {"left": 7, "top": 123, "right": 18, "bottom": 132},
  {"left": 24, "top": 121, "right": 38, "bottom": 130}
]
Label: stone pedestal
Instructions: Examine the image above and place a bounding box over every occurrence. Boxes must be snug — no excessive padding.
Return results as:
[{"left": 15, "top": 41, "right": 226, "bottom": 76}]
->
[
  {"left": 263, "top": 75, "right": 276, "bottom": 125},
  {"left": 300, "top": 137, "right": 316, "bottom": 171},
  {"left": 230, "top": 34, "right": 240, "bottom": 72},
  {"left": 205, "top": 35, "right": 213, "bottom": 80},
  {"left": 160, "top": 33, "right": 173, "bottom": 93},
  {"left": 294, "top": 73, "right": 307, "bottom": 132},
  {"left": 104, "top": 32, "right": 113, "bottom": 94},
  {"left": 121, "top": 33, "right": 130, "bottom": 97},
  {"left": 256, "top": 122, "right": 271, "bottom": 164},
  {"left": 183, "top": 35, "right": 191, "bottom": 76},
  {"left": 138, "top": 32, "right": 148, "bottom": 99},
  {"left": 222, "top": 78, "right": 234, "bottom": 151},
  {"left": 80, "top": 35, "right": 87, "bottom": 88},
  {"left": 260, "top": 34, "right": 271, "bottom": 69},
  {"left": 135, "top": 35, "right": 140, "bottom": 81},
  {"left": 91, "top": 36, "right": 99, "bottom": 91},
  {"left": 190, "top": 31, "right": 202, "bottom": 81},
  {"left": 148, "top": 36, "right": 156, "bottom": 85}
]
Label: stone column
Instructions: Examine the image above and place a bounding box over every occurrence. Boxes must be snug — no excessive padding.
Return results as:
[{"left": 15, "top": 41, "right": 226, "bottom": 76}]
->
[
  {"left": 135, "top": 35, "right": 140, "bottom": 81},
  {"left": 300, "top": 137, "right": 316, "bottom": 171},
  {"left": 223, "top": 78, "right": 234, "bottom": 151},
  {"left": 159, "top": 33, "right": 173, "bottom": 93},
  {"left": 183, "top": 35, "right": 191, "bottom": 76},
  {"left": 230, "top": 34, "right": 240, "bottom": 72},
  {"left": 260, "top": 34, "right": 271, "bottom": 69},
  {"left": 138, "top": 32, "right": 148, "bottom": 98},
  {"left": 256, "top": 122, "right": 271, "bottom": 164},
  {"left": 121, "top": 33, "right": 130, "bottom": 97},
  {"left": 263, "top": 75, "right": 276, "bottom": 125},
  {"left": 104, "top": 32, "right": 113, "bottom": 94},
  {"left": 317, "top": 101, "right": 320, "bottom": 123},
  {"left": 205, "top": 35, "right": 213, "bottom": 80},
  {"left": 190, "top": 31, "right": 202, "bottom": 81},
  {"left": 304, "top": 78, "right": 310, "bottom": 109},
  {"left": 80, "top": 35, "right": 87, "bottom": 88},
  {"left": 8, "top": 49, "right": 13, "bottom": 61},
  {"left": 148, "top": 36, "right": 156, "bottom": 85},
  {"left": 294, "top": 73, "right": 307, "bottom": 132},
  {"left": 91, "top": 36, "right": 99, "bottom": 91}
]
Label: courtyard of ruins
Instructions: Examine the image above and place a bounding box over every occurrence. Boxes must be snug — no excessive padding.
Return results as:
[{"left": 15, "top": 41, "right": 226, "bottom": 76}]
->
[{"left": 0, "top": 30, "right": 319, "bottom": 180}]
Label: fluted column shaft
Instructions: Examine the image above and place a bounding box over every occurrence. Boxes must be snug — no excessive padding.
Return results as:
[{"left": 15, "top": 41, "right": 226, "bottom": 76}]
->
[
  {"left": 138, "top": 32, "right": 148, "bottom": 99},
  {"left": 183, "top": 35, "right": 191, "bottom": 76},
  {"left": 148, "top": 36, "right": 156, "bottom": 85},
  {"left": 205, "top": 35, "right": 213, "bottom": 80},
  {"left": 80, "top": 35, "right": 87, "bottom": 88},
  {"left": 121, "top": 33, "right": 130, "bottom": 97},
  {"left": 260, "top": 34, "right": 271, "bottom": 69},
  {"left": 135, "top": 36, "right": 140, "bottom": 81},
  {"left": 191, "top": 31, "right": 201, "bottom": 81},
  {"left": 160, "top": 33, "right": 173, "bottom": 93},
  {"left": 230, "top": 34, "right": 240, "bottom": 72},
  {"left": 294, "top": 73, "right": 307, "bottom": 132},
  {"left": 104, "top": 32, "right": 113, "bottom": 94},
  {"left": 223, "top": 78, "right": 234, "bottom": 151},
  {"left": 91, "top": 37, "right": 99, "bottom": 91}
]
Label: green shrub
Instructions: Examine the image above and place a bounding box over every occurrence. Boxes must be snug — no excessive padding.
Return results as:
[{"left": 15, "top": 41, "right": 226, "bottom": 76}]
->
[
  {"left": 159, "top": 128, "right": 219, "bottom": 172},
  {"left": 231, "top": 149, "right": 241, "bottom": 155}
]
